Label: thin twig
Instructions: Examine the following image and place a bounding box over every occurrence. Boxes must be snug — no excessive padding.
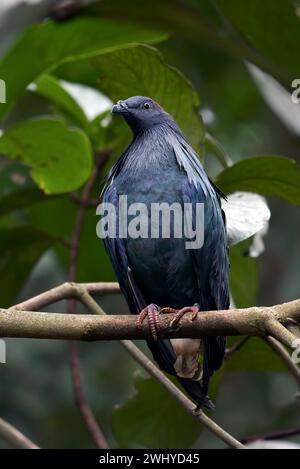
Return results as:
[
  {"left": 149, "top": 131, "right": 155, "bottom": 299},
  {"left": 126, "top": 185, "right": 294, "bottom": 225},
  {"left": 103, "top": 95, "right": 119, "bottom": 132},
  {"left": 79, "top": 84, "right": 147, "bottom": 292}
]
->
[
  {"left": 10, "top": 282, "right": 246, "bottom": 448},
  {"left": 0, "top": 418, "right": 39, "bottom": 449},
  {"left": 225, "top": 336, "right": 250, "bottom": 358},
  {"left": 287, "top": 323, "right": 300, "bottom": 339},
  {"left": 242, "top": 426, "right": 300, "bottom": 444},
  {"left": 8, "top": 281, "right": 300, "bottom": 448},
  {"left": 63, "top": 289, "right": 245, "bottom": 449},
  {"left": 67, "top": 153, "right": 110, "bottom": 449},
  {"left": 264, "top": 337, "right": 300, "bottom": 387},
  {"left": 70, "top": 193, "right": 99, "bottom": 208},
  {"left": 14, "top": 282, "right": 120, "bottom": 311},
  {"left": 264, "top": 317, "right": 299, "bottom": 349},
  {"left": 5, "top": 284, "right": 116, "bottom": 450},
  {"left": 225, "top": 333, "right": 300, "bottom": 393},
  {"left": 120, "top": 340, "right": 244, "bottom": 449}
]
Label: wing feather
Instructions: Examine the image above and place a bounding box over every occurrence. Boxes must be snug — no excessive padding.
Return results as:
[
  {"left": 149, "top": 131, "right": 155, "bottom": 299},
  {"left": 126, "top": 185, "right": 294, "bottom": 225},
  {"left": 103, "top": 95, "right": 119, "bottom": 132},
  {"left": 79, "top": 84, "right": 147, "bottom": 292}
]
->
[{"left": 181, "top": 173, "right": 229, "bottom": 393}]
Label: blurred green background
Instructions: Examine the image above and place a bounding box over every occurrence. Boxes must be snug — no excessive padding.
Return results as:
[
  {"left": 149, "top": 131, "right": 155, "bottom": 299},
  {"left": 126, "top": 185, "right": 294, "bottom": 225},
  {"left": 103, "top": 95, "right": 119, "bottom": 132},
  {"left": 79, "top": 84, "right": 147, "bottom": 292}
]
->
[{"left": 0, "top": 0, "right": 300, "bottom": 449}]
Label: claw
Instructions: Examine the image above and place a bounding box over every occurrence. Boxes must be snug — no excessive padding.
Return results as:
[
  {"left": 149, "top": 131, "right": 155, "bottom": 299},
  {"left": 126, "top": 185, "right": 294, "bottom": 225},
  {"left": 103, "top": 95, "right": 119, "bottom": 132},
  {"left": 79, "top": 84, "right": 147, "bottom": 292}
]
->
[
  {"left": 136, "top": 304, "right": 160, "bottom": 341},
  {"left": 170, "top": 305, "right": 200, "bottom": 328},
  {"left": 160, "top": 307, "right": 177, "bottom": 315}
]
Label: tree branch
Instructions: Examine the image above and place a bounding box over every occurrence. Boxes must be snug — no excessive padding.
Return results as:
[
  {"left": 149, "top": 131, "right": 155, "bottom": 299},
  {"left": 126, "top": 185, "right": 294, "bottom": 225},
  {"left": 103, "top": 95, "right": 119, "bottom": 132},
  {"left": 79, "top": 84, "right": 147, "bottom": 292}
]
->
[
  {"left": 14, "top": 282, "right": 120, "bottom": 311},
  {"left": 120, "top": 340, "right": 244, "bottom": 449},
  {"left": 66, "top": 155, "right": 109, "bottom": 449},
  {"left": 242, "top": 425, "right": 300, "bottom": 444},
  {"left": 8, "top": 282, "right": 245, "bottom": 448},
  {"left": 6, "top": 282, "right": 300, "bottom": 449},
  {"left": 4, "top": 300, "right": 300, "bottom": 343},
  {"left": 225, "top": 336, "right": 250, "bottom": 358},
  {"left": 264, "top": 336, "right": 300, "bottom": 387},
  {"left": 264, "top": 316, "right": 299, "bottom": 349},
  {"left": 0, "top": 418, "right": 39, "bottom": 449}
]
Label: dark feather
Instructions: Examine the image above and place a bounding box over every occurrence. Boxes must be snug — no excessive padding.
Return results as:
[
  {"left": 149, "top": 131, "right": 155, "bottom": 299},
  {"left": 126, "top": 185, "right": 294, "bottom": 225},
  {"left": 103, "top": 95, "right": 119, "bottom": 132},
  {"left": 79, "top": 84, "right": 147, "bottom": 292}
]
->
[{"left": 102, "top": 96, "right": 230, "bottom": 408}]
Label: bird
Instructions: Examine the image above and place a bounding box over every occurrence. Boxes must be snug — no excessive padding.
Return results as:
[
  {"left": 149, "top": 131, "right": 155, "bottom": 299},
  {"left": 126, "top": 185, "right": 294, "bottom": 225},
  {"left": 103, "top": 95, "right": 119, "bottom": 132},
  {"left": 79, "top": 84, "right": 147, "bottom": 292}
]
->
[{"left": 101, "top": 96, "right": 229, "bottom": 409}]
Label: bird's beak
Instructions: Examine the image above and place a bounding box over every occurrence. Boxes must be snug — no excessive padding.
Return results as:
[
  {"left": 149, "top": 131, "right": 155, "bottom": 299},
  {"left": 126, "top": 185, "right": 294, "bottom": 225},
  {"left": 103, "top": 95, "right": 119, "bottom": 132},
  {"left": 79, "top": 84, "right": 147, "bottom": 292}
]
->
[{"left": 112, "top": 100, "right": 128, "bottom": 114}]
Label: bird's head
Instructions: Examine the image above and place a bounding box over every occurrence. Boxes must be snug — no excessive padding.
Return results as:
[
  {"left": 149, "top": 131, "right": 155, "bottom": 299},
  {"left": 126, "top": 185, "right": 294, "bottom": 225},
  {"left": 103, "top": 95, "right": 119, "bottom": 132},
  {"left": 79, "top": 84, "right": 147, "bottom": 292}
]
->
[{"left": 112, "top": 96, "right": 169, "bottom": 134}]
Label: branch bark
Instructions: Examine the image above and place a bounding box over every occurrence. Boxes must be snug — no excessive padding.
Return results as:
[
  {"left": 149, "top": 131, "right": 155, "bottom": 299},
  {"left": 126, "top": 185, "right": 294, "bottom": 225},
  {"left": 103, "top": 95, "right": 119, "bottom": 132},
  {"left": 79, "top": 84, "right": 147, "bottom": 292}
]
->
[
  {"left": 264, "top": 336, "right": 300, "bottom": 387},
  {"left": 14, "top": 282, "right": 120, "bottom": 311},
  {"left": 8, "top": 281, "right": 246, "bottom": 448},
  {"left": 3, "top": 300, "right": 300, "bottom": 344},
  {"left": 5, "top": 281, "right": 300, "bottom": 449},
  {"left": 0, "top": 418, "right": 39, "bottom": 449}
]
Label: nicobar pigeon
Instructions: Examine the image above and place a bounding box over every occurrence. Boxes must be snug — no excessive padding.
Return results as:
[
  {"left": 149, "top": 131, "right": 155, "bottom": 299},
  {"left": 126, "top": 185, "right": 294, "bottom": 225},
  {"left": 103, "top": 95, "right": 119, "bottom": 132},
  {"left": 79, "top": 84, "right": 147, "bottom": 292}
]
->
[{"left": 102, "top": 96, "right": 229, "bottom": 409}]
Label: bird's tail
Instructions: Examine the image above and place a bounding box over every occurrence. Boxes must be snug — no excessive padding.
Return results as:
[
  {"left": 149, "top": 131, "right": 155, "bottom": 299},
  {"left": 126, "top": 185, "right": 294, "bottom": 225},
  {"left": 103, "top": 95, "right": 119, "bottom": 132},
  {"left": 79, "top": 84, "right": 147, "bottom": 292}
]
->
[
  {"left": 177, "top": 377, "right": 215, "bottom": 410},
  {"left": 147, "top": 338, "right": 214, "bottom": 410}
]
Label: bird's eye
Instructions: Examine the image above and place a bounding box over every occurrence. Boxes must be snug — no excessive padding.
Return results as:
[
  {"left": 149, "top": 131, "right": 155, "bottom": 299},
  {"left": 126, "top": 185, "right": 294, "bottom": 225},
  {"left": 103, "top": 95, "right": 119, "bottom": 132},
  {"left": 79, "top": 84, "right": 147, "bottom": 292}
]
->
[{"left": 143, "top": 102, "right": 151, "bottom": 110}]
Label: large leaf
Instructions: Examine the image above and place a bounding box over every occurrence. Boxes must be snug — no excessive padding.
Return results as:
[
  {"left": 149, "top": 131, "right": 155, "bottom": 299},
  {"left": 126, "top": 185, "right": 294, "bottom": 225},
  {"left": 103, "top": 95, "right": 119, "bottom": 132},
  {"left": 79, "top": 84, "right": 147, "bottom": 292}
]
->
[
  {"left": 0, "top": 16, "right": 165, "bottom": 119},
  {"left": 90, "top": 0, "right": 297, "bottom": 83},
  {"left": 216, "top": 156, "right": 300, "bottom": 206},
  {"left": 34, "top": 74, "right": 88, "bottom": 129},
  {"left": 225, "top": 337, "right": 286, "bottom": 373},
  {"left": 0, "top": 187, "right": 46, "bottom": 217},
  {"left": 227, "top": 237, "right": 285, "bottom": 373},
  {"left": 113, "top": 365, "right": 223, "bottom": 449},
  {"left": 0, "top": 226, "right": 55, "bottom": 307},
  {"left": 0, "top": 119, "right": 93, "bottom": 194},
  {"left": 28, "top": 196, "right": 115, "bottom": 282},
  {"left": 215, "top": 0, "right": 300, "bottom": 83},
  {"left": 0, "top": 162, "right": 47, "bottom": 217},
  {"left": 230, "top": 239, "right": 258, "bottom": 308},
  {"left": 112, "top": 372, "right": 201, "bottom": 449},
  {"left": 55, "top": 44, "right": 204, "bottom": 150},
  {"left": 222, "top": 192, "right": 270, "bottom": 247}
]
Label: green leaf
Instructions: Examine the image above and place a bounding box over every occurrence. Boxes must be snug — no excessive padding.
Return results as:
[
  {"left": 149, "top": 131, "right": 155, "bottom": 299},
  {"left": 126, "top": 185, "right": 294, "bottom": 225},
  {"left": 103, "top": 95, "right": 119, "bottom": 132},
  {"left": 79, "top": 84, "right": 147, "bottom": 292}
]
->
[
  {"left": 229, "top": 239, "right": 258, "bottom": 308},
  {"left": 204, "top": 132, "right": 233, "bottom": 169},
  {"left": 112, "top": 372, "right": 200, "bottom": 449},
  {"left": 0, "top": 16, "right": 166, "bottom": 119},
  {"left": 215, "top": 0, "right": 300, "bottom": 83},
  {"left": 0, "top": 162, "right": 47, "bottom": 218},
  {"left": 0, "top": 226, "right": 55, "bottom": 307},
  {"left": 112, "top": 365, "right": 223, "bottom": 449},
  {"left": 225, "top": 337, "right": 286, "bottom": 372},
  {"left": 34, "top": 74, "right": 88, "bottom": 128},
  {"left": 227, "top": 240, "right": 286, "bottom": 373},
  {"left": 89, "top": 0, "right": 241, "bottom": 59},
  {"left": 0, "top": 187, "right": 46, "bottom": 217},
  {"left": 216, "top": 156, "right": 300, "bottom": 205},
  {"left": 29, "top": 196, "right": 115, "bottom": 282},
  {"left": 92, "top": 0, "right": 299, "bottom": 83},
  {"left": 0, "top": 161, "right": 35, "bottom": 196},
  {"left": 56, "top": 44, "right": 205, "bottom": 151},
  {"left": 0, "top": 119, "right": 93, "bottom": 194}
]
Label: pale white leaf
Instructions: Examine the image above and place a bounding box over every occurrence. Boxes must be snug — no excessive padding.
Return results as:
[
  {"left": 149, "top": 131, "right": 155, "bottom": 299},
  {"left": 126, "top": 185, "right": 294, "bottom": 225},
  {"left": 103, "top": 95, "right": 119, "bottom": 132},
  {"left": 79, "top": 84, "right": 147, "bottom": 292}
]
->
[{"left": 222, "top": 191, "right": 271, "bottom": 247}]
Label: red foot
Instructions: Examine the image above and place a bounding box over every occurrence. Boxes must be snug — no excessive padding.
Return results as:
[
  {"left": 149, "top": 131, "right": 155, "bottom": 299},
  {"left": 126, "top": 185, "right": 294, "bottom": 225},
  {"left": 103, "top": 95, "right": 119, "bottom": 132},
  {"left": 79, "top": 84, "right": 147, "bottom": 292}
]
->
[
  {"left": 136, "top": 304, "right": 160, "bottom": 341},
  {"left": 161, "top": 304, "right": 199, "bottom": 327}
]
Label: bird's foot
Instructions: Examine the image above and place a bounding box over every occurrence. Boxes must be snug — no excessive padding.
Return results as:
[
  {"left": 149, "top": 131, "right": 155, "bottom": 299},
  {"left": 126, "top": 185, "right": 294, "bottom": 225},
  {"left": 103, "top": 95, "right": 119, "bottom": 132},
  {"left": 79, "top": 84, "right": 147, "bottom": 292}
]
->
[
  {"left": 136, "top": 304, "right": 161, "bottom": 341},
  {"left": 161, "top": 304, "right": 199, "bottom": 328}
]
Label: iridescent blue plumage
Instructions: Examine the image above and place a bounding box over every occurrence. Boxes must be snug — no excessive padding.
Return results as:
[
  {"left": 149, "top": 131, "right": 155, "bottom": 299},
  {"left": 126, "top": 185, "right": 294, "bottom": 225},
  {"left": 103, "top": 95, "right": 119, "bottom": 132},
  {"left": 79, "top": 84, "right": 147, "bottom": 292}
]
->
[{"left": 102, "top": 96, "right": 229, "bottom": 408}]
